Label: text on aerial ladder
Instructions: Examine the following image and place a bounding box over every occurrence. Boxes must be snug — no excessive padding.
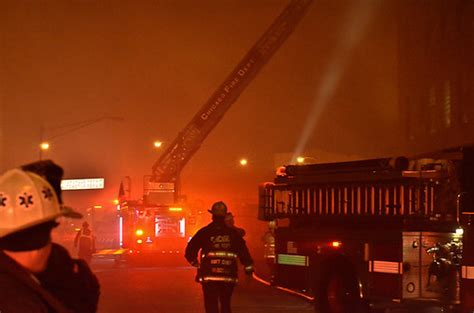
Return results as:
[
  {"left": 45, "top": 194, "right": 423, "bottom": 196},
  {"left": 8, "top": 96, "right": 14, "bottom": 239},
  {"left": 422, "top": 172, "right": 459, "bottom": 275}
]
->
[{"left": 200, "top": 58, "right": 256, "bottom": 121}]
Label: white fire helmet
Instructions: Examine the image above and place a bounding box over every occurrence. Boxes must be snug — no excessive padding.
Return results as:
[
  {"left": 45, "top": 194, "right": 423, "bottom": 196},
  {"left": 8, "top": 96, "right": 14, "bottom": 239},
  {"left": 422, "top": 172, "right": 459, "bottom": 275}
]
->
[{"left": 0, "top": 169, "right": 80, "bottom": 238}]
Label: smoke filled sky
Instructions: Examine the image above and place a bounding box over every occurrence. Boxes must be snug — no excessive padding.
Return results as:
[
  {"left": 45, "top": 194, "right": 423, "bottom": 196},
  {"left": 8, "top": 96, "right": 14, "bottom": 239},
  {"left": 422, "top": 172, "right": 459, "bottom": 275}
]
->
[{"left": 0, "top": 0, "right": 403, "bottom": 208}]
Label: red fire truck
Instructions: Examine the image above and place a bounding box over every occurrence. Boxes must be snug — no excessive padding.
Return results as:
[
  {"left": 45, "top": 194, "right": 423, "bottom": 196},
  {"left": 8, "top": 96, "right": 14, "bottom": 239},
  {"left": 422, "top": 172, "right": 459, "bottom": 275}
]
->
[
  {"left": 117, "top": 0, "right": 313, "bottom": 262},
  {"left": 117, "top": 181, "right": 193, "bottom": 261},
  {"left": 258, "top": 146, "right": 474, "bottom": 313}
]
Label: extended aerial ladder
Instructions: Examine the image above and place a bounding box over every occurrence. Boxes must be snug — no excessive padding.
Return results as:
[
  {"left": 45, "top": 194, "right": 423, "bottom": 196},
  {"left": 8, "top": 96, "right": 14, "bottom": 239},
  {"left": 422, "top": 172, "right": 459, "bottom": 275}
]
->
[
  {"left": 147, "top": 0, "right": 314, "bottom": 202},
  {"left": 117, "top": 0, "right": 313, "bottom": 260}
]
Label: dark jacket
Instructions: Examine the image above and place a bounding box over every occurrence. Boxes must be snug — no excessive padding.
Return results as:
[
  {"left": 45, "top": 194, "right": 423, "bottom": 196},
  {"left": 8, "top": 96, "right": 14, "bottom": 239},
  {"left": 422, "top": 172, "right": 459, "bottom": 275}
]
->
[
  {"left": 185, "top": 220, "right": 253, "bottom": 283},
  {"left": 36, "top": 243, "right": 100, "bottom": 313},
  {"left": 0, "top": 250, "right": 72, "bottom": 313},
  {"left": 232, "top": 226, "right": 246, "bottom": 237},
  {"left": 74, "top": 228, "right": 95, "bottom": 259}
]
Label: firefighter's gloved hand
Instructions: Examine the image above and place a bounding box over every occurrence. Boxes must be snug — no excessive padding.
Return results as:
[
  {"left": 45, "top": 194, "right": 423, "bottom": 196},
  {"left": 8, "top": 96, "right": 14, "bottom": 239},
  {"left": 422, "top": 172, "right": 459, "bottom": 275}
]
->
[{"left": 244, "top": 265, "right": 254, "bottom": 275}]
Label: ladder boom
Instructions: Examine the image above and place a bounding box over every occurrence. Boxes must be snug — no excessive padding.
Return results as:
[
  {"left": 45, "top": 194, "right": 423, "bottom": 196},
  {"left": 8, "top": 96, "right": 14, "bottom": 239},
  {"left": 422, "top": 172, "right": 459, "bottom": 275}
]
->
[{"left": 152, "top": 0, "right": 313, "bottom": 182}]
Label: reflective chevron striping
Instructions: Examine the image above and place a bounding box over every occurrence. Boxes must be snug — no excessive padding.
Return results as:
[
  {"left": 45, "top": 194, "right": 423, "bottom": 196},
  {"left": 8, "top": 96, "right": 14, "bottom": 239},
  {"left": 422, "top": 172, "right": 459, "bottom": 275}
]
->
[
  {"left": 369, "top": 260, "right": 402, "bottom": 274},
  {"left": 94, "top": 249, "right": 126, "bottom": 255},
  {"left": 462, "top": 266, "right": 474, "bottom": 279}
]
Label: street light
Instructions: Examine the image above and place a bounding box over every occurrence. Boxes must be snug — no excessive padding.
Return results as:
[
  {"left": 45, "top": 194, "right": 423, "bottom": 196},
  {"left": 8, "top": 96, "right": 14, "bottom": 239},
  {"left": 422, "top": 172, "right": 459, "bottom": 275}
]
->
[
  {"left": 39, "top": 142, "right": 50, "bottom": 151},
  {"left": 38, "top": 142, "right": 50, "bottom": 160},
  {"left": 39, "top": 115, "right": 123, "bottom": 160},
  {"left": 296, "top": 156, "right": 317, "bottom": 164}
]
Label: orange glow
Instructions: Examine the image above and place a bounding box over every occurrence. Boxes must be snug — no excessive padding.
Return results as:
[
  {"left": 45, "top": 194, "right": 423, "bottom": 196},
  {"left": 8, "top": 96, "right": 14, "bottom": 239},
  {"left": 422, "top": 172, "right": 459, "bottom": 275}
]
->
[
  {"left": 93, "top": 205, "right": 102, "bottom": 209},
  {"left": 136, "top": 239, "right": 143, "bottom": 244},
  {"left": 169, "top": 207, "right": 183, "bottom": 212},
  {"left": 154, "top": 141, "right": 163, "bottom": 148},
  {"left": 135, "top": 229, "right": 144, "bottom": 236},
  {"left": 40, "top": 142, "right": 50, "bottom": 150},
  {"left": 331, "top": 241, "right": 342, "bottom": 248},
  {"left": 113, "top": 199, "right": 119, "bottom": 205},
  {"left": 296, "top": 156, "right": 305, "bottom": 163},
  {"left": 240, "top": 158, "right": 248, "bottom": 166},
  {"left": 276, "top": 166, "right": 287, "bottom": 176}
]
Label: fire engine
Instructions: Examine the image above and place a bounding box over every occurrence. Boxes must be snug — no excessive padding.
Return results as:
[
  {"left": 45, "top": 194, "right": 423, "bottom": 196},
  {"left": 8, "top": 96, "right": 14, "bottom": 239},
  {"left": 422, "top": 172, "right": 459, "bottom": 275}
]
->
[
  {"left": 117, "top": 0, "right": 313, "bottom": 262},
  {"left": 256, "top": 1, "right": 473, "bottom": 311},
  {"left": 117, "top": 181, "right": 192, "bottom": 260},
  {"left": 258, "top": 146, "right": 474, "bottom": 313}
]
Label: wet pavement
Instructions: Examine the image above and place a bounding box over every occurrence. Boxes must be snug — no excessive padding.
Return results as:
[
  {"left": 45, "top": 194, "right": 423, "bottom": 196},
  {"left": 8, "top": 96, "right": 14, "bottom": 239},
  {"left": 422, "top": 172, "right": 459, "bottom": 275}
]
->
[{"left": 93, "top": 258, "right": 314, "bottom": 313}]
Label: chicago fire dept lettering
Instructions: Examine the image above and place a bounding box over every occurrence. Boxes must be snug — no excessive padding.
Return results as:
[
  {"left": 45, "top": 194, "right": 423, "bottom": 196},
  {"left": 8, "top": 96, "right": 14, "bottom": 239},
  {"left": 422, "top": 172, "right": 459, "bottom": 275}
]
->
[
  {"left": 210, "top": 259, "right": 233, "bottom": 265},
  {"left": 210, "top": 235, "right": 231, "bottom": 249}
]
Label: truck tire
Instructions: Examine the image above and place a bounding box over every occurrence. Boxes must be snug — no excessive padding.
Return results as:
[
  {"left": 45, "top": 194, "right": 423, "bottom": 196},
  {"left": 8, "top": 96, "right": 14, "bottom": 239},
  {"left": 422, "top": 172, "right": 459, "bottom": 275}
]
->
[{"left": 316, "top": 264, "right": 366, "bottom": 313}]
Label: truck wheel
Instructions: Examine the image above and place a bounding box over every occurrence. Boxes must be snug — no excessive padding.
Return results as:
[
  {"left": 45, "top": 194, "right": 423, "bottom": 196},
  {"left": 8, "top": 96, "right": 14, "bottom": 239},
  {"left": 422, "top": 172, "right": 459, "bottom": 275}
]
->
[{"left": 316, "top": 268, "right": 365, "bottom": 313}]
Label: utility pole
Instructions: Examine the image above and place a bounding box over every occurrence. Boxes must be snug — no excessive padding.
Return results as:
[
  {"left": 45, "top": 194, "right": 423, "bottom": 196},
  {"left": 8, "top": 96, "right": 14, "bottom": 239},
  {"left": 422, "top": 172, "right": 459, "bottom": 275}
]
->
[{"left": 38, "top": 115, "right": 123, "bottom": 160}]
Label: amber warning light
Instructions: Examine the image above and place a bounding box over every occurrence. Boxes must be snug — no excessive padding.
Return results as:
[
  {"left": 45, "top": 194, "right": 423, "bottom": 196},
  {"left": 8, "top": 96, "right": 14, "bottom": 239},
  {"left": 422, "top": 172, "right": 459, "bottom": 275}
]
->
[
  {"left": 135, "top": 229, "right": 144, "bottom": 236},
  {"left": 331, "top": 241, "right": 342, "bottom": 248},
  {"left": 169, "top": 207, "right": 183, "bottom": 212}
]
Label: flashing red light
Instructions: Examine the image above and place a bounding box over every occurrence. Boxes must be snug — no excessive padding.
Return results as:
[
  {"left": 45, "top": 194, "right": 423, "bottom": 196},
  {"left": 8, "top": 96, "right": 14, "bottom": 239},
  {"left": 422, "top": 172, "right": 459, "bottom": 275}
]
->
[{"left": 331, "top": 241, "right": 342, "bottom": 248}]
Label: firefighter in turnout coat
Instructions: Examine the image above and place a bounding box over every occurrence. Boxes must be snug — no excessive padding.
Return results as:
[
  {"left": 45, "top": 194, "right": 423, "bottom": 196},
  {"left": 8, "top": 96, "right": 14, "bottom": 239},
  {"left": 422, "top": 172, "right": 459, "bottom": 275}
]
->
[
  {"left": 0, "top": 168, "right": 87, "bottom": 313},
  {"left": 185, "top": 201, "right": 254, "bottom": 313},
  {"left": 74, "top": 221, "right": 95, "bottom": 264}
]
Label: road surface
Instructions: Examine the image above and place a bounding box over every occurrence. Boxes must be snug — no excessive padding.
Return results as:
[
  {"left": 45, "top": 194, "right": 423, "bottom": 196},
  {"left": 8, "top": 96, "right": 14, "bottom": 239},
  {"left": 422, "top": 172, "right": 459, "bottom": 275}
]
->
[{"left": 93, "top": 258, "right": 314, "bottom": 313}]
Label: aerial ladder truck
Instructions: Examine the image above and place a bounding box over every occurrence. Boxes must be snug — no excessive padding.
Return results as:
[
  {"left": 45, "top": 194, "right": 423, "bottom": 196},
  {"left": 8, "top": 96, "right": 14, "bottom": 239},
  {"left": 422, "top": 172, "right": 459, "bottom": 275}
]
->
[{"left": 117, "top": 0, "right": 313, "bottom": 262}]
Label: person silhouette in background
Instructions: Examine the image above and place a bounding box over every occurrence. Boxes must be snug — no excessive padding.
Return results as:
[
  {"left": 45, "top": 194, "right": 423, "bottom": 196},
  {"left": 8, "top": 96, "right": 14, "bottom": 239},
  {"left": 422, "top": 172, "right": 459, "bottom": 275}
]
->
[
  {"left": 74, "top": 221, "right": 96, "bottom": 264},
  {"left": 224, "top": 212, "right": 246, "bottom": 237}
]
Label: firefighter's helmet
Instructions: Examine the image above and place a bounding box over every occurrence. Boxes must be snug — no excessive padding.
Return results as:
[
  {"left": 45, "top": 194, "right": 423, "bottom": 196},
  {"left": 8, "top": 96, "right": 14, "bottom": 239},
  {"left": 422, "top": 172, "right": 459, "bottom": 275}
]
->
[
  {"left": 208, "top": 201, "right": 228, "bottom": 217},
  {"left": 224, "top": 212, "right": 234, "bottom": 221},
  {"left": 0, "top": 169, "right": 80, "bottom": 238}
]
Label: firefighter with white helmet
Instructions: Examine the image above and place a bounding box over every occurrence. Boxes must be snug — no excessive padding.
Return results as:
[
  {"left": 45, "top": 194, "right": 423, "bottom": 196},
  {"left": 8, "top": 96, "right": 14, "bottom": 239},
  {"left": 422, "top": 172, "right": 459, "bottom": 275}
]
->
[
  {"left": 0, "top": 169, "right": 79, "bottom": 238},
  {"left": 0, "top": 165, "right": 98, "bottom": 313},
  {"left": 185, "top": 201, "right": 254, "bottom": 313}
]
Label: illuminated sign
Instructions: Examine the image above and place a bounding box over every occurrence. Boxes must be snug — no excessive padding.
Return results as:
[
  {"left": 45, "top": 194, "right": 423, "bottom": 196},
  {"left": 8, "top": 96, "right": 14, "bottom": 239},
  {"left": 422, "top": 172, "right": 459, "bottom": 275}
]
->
[
  {"left": 169, "top": 207, "right": 183, "bottom": 212},
  {"left": 61, "top": 178, "right": 105, "bottom": 190}
]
